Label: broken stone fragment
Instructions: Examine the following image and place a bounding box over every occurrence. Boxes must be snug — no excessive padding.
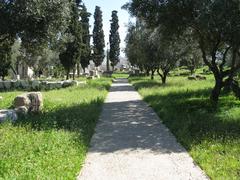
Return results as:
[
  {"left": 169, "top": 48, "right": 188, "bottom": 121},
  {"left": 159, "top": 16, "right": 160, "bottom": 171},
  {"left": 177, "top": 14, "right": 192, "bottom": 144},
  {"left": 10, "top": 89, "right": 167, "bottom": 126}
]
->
[
  {"left": 27, "top": 92, "right": 43, "bottom": 112},
  {"left": 15, "top": 106, "right": 28, "bottom": 115},
  {"left": 13, "top": 92, "right": 43, "bottom": 113},
  {"left": 0, "top": 109, "right": 17, "bottom": 123},
  {"left": 13, "top": 94, "right": 31, "bottom": 109}
]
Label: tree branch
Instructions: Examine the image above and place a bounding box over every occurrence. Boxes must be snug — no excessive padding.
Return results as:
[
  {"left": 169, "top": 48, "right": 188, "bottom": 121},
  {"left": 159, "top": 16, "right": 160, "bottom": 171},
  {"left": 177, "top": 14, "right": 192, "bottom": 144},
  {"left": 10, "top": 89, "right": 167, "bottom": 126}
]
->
[{"left": 220, "top": 46, "right": 231, "bottom": 72}]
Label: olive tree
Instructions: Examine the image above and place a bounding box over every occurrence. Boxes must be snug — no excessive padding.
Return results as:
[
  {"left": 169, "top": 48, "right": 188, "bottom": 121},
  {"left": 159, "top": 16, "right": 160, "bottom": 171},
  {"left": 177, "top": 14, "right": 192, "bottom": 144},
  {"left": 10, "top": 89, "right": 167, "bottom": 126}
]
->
[{"left": 124, "top": 0, "right": 240, "bottom": 103}]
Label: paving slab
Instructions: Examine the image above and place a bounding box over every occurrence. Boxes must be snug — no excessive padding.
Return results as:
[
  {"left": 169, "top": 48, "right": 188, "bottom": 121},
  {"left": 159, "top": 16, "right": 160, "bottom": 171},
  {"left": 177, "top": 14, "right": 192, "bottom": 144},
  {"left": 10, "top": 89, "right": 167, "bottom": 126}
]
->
[{"left": 78, "top": 78, "right": 208, "bottom": 180}]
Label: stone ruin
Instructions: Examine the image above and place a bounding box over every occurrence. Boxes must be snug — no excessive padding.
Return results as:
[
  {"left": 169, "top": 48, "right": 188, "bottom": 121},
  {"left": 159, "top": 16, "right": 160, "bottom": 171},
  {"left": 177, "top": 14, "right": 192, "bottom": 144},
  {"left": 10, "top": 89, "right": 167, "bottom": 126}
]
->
[
  {"left": 0, "top": 109, "right": 18, "bottom": 123},
  {"left": 14, "top": 92, "right": 43, "bottom": 113},
  {"left": 0, "top": 80, "right": 86, "bottom": 91},
  {"left": 87, "top": 70, "right": 101, "bottom": 79},
  {"left": 0, "top": 92, "right": 43, "bottom": 123}
]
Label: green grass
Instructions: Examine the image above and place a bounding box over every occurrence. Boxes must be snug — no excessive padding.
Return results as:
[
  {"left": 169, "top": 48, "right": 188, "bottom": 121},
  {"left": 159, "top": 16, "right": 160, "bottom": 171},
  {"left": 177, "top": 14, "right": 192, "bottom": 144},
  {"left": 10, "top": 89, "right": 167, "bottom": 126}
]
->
[
  {"left": 129, "top": 75, "right": 240, "bottom": 180},
  {"left": 0, "top": 78, "right": 112, "bottom": 179},
  {"left": 112, "top": 72, "right": 129, "bottom": 79}
]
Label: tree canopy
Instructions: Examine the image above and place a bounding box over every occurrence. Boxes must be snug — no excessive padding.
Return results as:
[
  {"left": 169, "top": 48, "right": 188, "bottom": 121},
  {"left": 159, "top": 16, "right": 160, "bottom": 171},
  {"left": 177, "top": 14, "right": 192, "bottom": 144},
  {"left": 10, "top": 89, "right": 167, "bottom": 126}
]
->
[
  {"left": 80, "top": 4, "right": 91, "bottom": 72},
  {"left": 109, "top": 10, "right": 121, "bottom": 69},
  {"left": 92, "top": 6, "right": 105, "bottom": 67},
  {"left": 124, "top": 0, "right": 240, "bottom": 102}
]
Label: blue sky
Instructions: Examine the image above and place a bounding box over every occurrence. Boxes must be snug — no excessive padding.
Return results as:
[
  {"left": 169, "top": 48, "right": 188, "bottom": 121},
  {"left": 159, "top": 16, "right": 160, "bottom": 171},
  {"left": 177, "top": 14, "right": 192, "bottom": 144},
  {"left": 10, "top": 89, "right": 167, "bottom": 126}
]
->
[{"left": 84, "top": 0, "right": 131, "bottom": 56}]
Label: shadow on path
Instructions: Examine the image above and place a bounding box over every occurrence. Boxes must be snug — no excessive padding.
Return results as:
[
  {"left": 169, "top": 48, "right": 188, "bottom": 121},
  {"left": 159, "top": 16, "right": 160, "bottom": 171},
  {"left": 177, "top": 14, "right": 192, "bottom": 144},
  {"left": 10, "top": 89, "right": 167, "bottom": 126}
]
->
[
  {"left": 87, "top": 78, "right": 185, "bottom": 154},
  {"left": 79, "top": 78, "right": 208, "bottom": 180}
]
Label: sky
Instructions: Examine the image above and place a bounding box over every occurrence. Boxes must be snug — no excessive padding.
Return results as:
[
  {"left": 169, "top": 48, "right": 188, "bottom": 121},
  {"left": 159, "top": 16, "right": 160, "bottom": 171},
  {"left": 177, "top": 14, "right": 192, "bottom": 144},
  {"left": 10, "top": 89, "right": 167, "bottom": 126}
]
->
[{"left": 84, "top": 0, "right": 131, "bottom": 57}]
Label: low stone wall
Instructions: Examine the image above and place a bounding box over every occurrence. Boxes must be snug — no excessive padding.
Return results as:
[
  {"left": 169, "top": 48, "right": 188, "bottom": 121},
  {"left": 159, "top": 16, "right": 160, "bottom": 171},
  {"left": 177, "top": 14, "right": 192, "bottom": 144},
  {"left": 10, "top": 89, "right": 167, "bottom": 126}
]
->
[{"left": 0, "top": 80, "right": 86, "bottom": 91}]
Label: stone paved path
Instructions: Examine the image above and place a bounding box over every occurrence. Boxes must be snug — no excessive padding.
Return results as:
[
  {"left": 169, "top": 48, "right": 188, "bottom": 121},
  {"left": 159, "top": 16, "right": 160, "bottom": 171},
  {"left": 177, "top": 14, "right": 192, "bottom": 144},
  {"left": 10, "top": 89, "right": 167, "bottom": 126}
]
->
[{"left": 78, "top": 78, "right": 208, "bottom": 180}]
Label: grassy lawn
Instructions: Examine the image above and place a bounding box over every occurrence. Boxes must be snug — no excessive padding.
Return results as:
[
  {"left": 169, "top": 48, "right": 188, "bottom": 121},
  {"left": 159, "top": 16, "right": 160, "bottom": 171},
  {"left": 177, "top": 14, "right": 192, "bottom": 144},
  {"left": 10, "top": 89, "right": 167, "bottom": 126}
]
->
[
  {"left": 129, "top": 75, "right": 240, "bottom": 180},
  {"left": 112, "top": 72, "right": 129, "bottom": 79},
  {"left": 0, "top": 78, "right": 111, "bottom": 179}
]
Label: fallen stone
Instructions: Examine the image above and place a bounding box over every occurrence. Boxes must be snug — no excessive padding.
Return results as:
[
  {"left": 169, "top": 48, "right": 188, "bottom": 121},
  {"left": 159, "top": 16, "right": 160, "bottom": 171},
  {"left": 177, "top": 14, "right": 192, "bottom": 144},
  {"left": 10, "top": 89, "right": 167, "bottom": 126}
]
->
[
  {"left": 0, "top": 109, "right": 17, "bottom": 123},
  {"left": 15, "top": 106, "right": 28, "bottom": 115},
  {"left": 13, "top": 92, "right": 43, "bottom": 113},
  {"left": 27, "top": 92, "right": 43, "bottom": 112},
  {"left": 13, "top": 94, "right": 31, "bottom": 109}
]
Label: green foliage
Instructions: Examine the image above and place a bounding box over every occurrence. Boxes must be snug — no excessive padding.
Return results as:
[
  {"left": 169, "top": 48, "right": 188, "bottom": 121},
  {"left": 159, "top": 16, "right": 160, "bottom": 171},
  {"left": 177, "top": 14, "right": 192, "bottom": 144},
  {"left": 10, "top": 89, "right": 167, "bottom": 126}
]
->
[
  {"left": 10, "top": 40, "right": 21, "bottom": 66},
  {"left": 0, "top": 1, "right": 17, "bottom": 42},
  {"left": 130, "top": 75, "right": 240, "bottom": 180},
  {"left": 0, "top": 78, "right": 112, "bottom": 179},
  {"left": 80, "top": 4, "right": 91, "bottom": 71},
  {"left": 1, "top": 0, "right": 71, "bottom": 48},
  {"left": 59, "top": 1, "right": 83, "bottom": 79},
  {"left": 59, "top": 42, "right": 78, "bottom": 79},
  {"left": 124, "top": 21, "right": 149, "bottom": 72},
  {"left": 125, "top": 0, "right": 240, "bottom": 102},
  {"left": 125, "top": 21, "right": 189, "bottom": 83},
  {"left": 0, "top": 39, "right": 12, "bottom": 80},
  {"left": 92, "top": 6, "right": 105, "bottom": 67},
  {"left": 109, "top": 11, "right": 121, "bottom": 68},
  {"left": 112, "top": 72, "right": 129, "bottom": 79},
  {"left": 18, "top": 0, "right": 71, "bottom": 49},
  {"left": 0, "top": 0, "right": 72, "bottom": 78}
]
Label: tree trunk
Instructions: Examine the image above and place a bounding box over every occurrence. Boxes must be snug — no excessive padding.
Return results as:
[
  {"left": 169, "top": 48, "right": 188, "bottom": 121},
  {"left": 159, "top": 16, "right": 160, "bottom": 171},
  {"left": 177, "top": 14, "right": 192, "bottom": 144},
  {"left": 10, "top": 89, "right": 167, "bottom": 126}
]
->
[
  {"left": 77, "top": 63, "right": 80, "bottom": 77},
  {"left": 211, "top": 76, "right": 223, "bottom": 103},
  {"left": 161, "top": 74, "right": 167, "bottom": 84},
  {"left": 107, "top": 56, "right": 110, "bottom": 72},
  {"left": 224, "top": 77, "right": 233, "bottom": 92},
  {"left": 16, "top": 60, "right": 19, "bottom": 75},
  {"left": 10, "top": 65, "right": 17, "bottom": 76},
  {"left": 73, "top": 68, "right": 75, "bottom": 80},
  {"left": 151, "top": 69, "right": 155, "bottom": 80},
  {"left": 66, "top": 69, "right": 70, "bottom": 80},
  {"left": 146, "top": 69, "right": 150, "bottom": 76},
  {"left": 190, "top": 67, "right": 194, "bottom": 75},
  {"left": 157, "top": 69, "right": 168, "bottom": 84}
]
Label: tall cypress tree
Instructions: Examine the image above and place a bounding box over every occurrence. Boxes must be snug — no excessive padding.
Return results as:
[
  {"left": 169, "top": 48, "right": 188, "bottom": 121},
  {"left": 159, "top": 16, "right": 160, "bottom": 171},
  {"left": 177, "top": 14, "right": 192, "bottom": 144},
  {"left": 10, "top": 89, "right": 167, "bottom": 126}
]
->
[
  {"left": 109, "top": 10, "right": 120, "bottom": 70},
  {"left": 93, "top": 6, "right": 105, "bottom": 67},
  {"left": 59, "top": 1, "right": 82, "bottom": 80},
  {"left": 80, "top": 4, "right": 91, "bottom": 72}
]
